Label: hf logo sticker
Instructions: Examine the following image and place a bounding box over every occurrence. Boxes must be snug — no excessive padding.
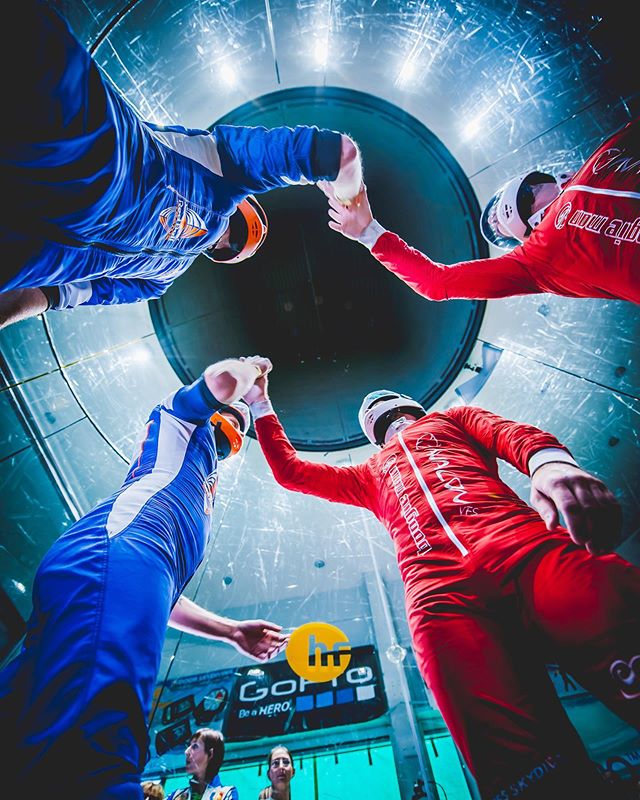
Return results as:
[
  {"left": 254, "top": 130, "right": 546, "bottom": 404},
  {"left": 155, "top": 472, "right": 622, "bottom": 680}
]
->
[{"left": 286, "top": 622, "right": 351, "bottom": 682}]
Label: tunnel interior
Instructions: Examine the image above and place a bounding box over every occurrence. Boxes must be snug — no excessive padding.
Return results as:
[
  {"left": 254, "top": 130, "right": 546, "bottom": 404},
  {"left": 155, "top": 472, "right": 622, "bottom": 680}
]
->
[
  {"left": 152, "top": 87, "right": 485, "bottom": 449},
  {"left": 1, "top": 0, "right": 639, "bottom": 796}
]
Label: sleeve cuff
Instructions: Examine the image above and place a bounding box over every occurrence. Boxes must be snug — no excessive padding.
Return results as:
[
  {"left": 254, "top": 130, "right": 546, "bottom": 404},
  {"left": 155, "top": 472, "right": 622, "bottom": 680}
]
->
[
  {"left": 250, "top": 399, "right": 275, "bottom": 420},
  {"left": 311, "top": 129, "right": 342, "bottom": 180},
  {"left": 58, "top": 281, "right": 93, "bottom": 309},
  {"left": 358, "top": 219, "right": 387, "bottom": 250},
  {"left": 528, "top": 448, "right": 578, "bottom": 476},
  {"left": 165, "top": 375, "right": 226, "bottom": 424}
]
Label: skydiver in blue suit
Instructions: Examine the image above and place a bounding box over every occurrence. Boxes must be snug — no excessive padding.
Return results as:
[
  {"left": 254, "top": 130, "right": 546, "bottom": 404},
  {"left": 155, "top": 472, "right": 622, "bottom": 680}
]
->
[
  {"left": 0, "top": 0, "right": 363, "bottom": 328},
  {"left": 0, "top": 354, "right": 282, "bottom": 798}
]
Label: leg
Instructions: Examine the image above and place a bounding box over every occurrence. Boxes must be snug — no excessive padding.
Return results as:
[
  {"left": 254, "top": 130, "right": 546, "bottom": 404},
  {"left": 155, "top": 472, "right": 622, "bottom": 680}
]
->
[
  {"left": 407, "top": 598, "right": 606, "bottom": 799},
  {"left": 516, "top": 541, "right": 640, "bottom": 729},
  {"left": 0, "top": 518, "right": 175, "bottom": 798},
  {"left": 0, "top": 0, "right": 116, "bottom": 294}
]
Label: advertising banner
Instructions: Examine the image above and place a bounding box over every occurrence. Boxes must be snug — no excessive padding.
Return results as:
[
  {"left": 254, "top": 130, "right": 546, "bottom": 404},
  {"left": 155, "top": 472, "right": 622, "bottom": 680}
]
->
[{"left": 147, "top": 644, "right": 387, "bottom": 769}]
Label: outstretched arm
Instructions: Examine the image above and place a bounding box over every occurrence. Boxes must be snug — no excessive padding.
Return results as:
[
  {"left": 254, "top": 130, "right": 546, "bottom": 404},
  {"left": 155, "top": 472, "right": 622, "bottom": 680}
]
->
[
  {"left": 169, "top": 596, "right": 287, "bottom": 662},
  {"left": 318, "top": 181, "right": 541, "bottom": 301},
  {"left": 213, "top": 124, "right": 355, "bottom": 194},
  {"left": 447, "top": 405, "right": 622, "bottom": 554},
  {"left": 243, "top": 364, "right": 374, "bottom": 509}
]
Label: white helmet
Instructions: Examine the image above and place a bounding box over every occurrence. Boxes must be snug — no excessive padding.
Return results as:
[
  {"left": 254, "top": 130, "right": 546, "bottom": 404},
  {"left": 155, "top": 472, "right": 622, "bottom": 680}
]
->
[
  {"left": 358, "top": 390, "right": 426, "bottom": 447},
  {"left": 480, "top": 171, "right": 565, "bottom": 250}
]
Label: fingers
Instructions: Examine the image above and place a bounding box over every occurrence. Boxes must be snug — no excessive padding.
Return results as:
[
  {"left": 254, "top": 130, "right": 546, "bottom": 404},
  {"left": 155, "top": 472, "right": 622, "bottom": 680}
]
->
[
  {"left": 552, "top": 483, "right": 589, "bottom": 547},
  {"left": 577, "top": 483, "right": 622, "bottom": 554},
  {"left": 240, "top": 355, "right": 272, "bottom": 373},
  {"left": 260, "top": 620, "right": 283, "bottom": 633},
  {"left": 529, "top": 487, "right": 559, "bottom": 531},
  {"left": 327, "top": 195, "right": 346, "bottom": 214},
  {"left": 328, "top": 221, "right": 341, "bottom": 232},
  {"left": 328, "top": 208, "right": 343, "bottom": 224}
]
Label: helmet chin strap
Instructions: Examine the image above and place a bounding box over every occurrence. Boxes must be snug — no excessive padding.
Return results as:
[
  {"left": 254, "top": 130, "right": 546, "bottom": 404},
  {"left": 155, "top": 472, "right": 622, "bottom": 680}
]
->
[{"left": 384, "top": 416, "right": 412, "bottom": 444}]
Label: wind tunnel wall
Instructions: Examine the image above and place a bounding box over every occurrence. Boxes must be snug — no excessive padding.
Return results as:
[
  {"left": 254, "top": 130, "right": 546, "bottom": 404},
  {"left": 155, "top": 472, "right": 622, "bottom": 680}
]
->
[{"left": 0, "top": 0, "right": 638, "bottom": 792}]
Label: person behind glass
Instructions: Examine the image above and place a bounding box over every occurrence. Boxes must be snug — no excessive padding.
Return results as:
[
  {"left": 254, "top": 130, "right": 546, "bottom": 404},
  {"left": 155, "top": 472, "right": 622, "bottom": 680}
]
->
[
  {"left": 142, "top": 781, "right": 166, "bottom": 800},
  {"left": 258, "top": 746, "right": 295, "bottom": 800},
  {"left": 0, "top": 356, "right": 285, "bottom": 798},
  {"left": 167, "top": 729, "right": 237, "bottom": 800},
  {"left": 0, "top": 1, "right": 364, "bottom": 329},
  {"left": 319, "top": 114, "right": 639, "bottom": 305}
]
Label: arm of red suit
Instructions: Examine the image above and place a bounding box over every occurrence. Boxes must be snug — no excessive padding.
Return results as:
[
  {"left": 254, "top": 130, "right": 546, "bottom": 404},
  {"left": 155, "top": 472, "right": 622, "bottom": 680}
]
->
[
  {"left": 445, "top": 405, "right": 622, "bottom": 554},
  {"left": 444, "top": 404, "right": 575, "bottom": 474},
  {"left": 254, "top": 412, "right": 374, "bottom": 509},
  {"left": 371, "top": 231, "right": 542, "bottom": 301}
]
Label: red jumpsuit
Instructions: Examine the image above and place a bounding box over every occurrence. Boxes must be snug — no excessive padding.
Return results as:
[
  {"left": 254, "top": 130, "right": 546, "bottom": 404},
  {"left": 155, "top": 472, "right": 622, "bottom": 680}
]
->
[
  {"left": 255, "top": 406, "right": 640, "bottom": 799},
  {"left": 370, "top": 118, "right": 640, "bottom": 304}
]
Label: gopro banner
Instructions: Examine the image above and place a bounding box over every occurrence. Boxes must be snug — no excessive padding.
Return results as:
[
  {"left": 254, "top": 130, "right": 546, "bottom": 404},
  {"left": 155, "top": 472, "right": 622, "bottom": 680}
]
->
[{"left": 148, "top": 644, "right": 387, "bottom": 766}]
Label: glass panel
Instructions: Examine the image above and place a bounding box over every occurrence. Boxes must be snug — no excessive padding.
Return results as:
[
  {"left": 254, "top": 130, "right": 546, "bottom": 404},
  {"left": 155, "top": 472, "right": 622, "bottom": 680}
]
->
[
  {"left": 0, "top": 316, "right": 57, "bottom": 382},
  {"left": 45, "top": 418, "right": 129, "bottom": 513},
  {"left": 315, "top": 742, "right": 401, "bottom": 798},
  {"left": 19, "top": 371, "right": 85, "bottom": 438},
  {"left": 0, "top": 391, "right": 31, "bottom": 461},
  {"left": 161, "top": 741, "right": 400, "bottom": 799},
  {"left": 424, "top": 734, "right": 473, "bottom": 800},
  {"left": 47, "top": 302, "right": 155, "bottom": 363},
  {"left": 64, "top": 337, "right": 180, "bottom": 457},
  {"left": 0, "top": 447, "right": 75, "bottom": 618}
]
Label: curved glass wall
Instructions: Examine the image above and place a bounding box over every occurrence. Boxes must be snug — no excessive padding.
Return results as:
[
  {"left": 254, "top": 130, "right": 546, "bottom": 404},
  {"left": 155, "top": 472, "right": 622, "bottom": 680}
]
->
[{"left": 1, "top": 1, "right": 638, "bottom": 797}]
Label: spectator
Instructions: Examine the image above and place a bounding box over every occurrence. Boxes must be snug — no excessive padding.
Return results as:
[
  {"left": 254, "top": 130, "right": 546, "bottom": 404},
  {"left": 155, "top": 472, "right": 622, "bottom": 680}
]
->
[
  {"left": 167, "top": 729, "right": 237, "bottom": 800},
  {"left": 258, "top": 746, "right": 295, "bottom": 800},
  {"left": 142, "top": 781, "right": 166, "bottom": 800}
]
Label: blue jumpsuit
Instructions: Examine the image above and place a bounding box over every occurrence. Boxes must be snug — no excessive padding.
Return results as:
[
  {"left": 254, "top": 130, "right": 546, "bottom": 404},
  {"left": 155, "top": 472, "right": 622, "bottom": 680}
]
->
[
  {"left": 0, "top": 377, "right": 228, "bottom": 797},
  {"left": 0, "top": 0, "right": 342, "bottom": 307}
]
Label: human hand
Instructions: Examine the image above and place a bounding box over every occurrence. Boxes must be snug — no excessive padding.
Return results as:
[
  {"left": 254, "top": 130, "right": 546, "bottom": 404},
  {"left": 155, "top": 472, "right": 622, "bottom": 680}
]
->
[
  {"left": 530, "top": 463, "right": 622, "bottom": 555},
  {"left": 231, "top": 619, "right": 289, "bottom": 662},
  {"left": 239, "top": 355, "right": 272, "bottom": 404},
  {"left": 318, "top": 181, "right": 374, "bottom": 240}
]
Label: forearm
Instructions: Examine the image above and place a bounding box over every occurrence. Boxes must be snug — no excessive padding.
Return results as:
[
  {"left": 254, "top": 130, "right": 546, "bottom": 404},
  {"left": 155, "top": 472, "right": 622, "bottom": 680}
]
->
[
  {"left": 253, "top": 409, "right": 370, "bottom": 506},
  {"left": 168, "top": 596, "right": 237, "bottom": 641},
  {"left": 165, "top": 374, "right": 228, "bottom": 425},
  {"left": 0, "top": 287, "right": 48, "bottom": 328},
  {"left": 332, "top": 135, "right": 363, "bottom": 204},
  {"left": 370, "top": 232, "right": 540, "bottom": 301},
  {"left": 447, "top": 406, "right": 574, "bottom": 475}
]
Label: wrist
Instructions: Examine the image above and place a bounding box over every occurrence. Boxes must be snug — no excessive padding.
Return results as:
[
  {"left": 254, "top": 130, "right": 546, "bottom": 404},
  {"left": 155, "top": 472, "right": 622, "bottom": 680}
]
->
[
  {"left": 250, "top": 398, "right": 274, "bottom": 419},
  {"left": 213, "top": 616, "right": 237, "bottom": 642},
  {"left": 529, "top": 448, "right": 578, "bottom": 477},
  {"left": 358, "top": 219, "right": 386, "bottom": 250}
]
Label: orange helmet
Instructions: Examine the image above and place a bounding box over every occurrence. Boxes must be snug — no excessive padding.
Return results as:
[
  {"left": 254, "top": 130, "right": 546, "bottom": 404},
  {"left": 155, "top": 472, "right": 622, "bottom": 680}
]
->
[
  {"left": 205, "top": 195, "right": 268, "bottom": 264},
  {"left": 210, "top": 399, "right": 251, "bottom": 460}
]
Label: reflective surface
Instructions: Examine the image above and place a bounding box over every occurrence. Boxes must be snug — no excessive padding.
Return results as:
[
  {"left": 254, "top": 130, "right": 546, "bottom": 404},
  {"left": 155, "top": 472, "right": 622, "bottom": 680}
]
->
[{"left": 1, "top": 0, "right": 638, "bottom": 795}]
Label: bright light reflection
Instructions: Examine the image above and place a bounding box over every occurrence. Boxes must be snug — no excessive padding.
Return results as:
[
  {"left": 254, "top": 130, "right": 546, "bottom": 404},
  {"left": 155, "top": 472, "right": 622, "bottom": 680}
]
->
[
  {"left": 397, "top": 57, "right": 417, "bottom": 86},
  {"left": 314, "top": 38, "right": 329, "bottom": 67},
  {"left": 462, "top": 113, "right": 485, "bottom": 141},
  {"left": 219, "top": 61, "right": 237, "bottom": 87}
]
